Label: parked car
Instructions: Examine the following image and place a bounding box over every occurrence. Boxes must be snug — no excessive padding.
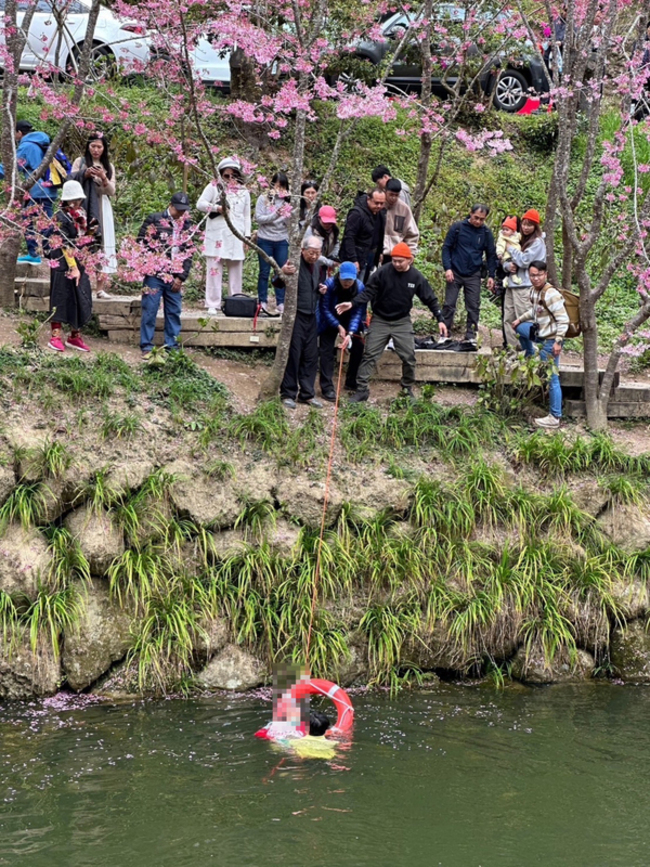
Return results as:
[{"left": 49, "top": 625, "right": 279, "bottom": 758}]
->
[
  {"left": 0, "top": 0, "right": 150, "bottom": 79},
  {"left": 347, "top": 10, "right": 549, "bottom": 112}
]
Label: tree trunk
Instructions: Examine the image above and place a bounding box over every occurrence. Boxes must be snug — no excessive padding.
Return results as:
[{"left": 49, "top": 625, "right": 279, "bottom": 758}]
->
[
  {"left": 259, "top": 105, "right": 308, "bottom": 399},
  {"left": 561, "top": 221, "right": 573, "bottom": 289},
  {"left": 0, "top": 235, "right": 21, "bottom": 307},
  {"left": 411, "top": 0, "right": 433, "bottom": 225},
  {"left": 580, "top": 290, "right": 607, "bottom": 430},
  {"left": 544, "top": 168, "right": 560, "bottom": 286}
]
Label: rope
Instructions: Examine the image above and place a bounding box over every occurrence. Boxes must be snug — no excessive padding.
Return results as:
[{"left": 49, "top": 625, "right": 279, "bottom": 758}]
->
[{"left": 305, "top": 344, "right": 346, "bottom": 663}]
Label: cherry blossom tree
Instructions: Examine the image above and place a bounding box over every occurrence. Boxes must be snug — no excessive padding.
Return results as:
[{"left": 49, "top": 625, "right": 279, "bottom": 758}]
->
[
  {"left": 0, "top": 0, "right": 103, "bottom": 305},
  {"left": 530, "top": 0, "right": 650, "bottom": 429}
]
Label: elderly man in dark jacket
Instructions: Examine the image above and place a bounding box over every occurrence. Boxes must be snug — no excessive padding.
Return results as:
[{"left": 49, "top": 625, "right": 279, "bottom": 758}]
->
[
  {"left": 276, "top": 236, "right": 326, "bottom": 409},
  {"left": 137, "top": 192, "right": 194, "bottom": 357},
  {"left": 441, "top": 204, "right": 497, "bottom": 347},
  {"left": 339, "top": 188, "right": 386, "bottom": 282}
]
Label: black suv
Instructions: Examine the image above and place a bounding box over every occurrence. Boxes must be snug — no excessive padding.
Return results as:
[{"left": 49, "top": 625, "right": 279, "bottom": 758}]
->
[{"left": 347, "top": 9, "right": 549, "bottom": 112}]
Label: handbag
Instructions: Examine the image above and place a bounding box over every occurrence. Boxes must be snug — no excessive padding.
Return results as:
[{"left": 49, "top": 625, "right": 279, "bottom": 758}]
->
[{"left": 222, "top": 293, "right": 259, "bottom": 318}]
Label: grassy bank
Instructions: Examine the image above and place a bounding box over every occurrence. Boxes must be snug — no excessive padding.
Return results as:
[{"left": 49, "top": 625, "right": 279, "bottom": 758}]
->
[{"left": 0, "top": 345, "right": 649, "bottom": 694}]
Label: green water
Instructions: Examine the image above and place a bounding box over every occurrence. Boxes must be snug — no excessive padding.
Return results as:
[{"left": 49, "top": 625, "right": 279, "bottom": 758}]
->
[{"left": 2, "top": 685, "right": 650, "bottom": 866}]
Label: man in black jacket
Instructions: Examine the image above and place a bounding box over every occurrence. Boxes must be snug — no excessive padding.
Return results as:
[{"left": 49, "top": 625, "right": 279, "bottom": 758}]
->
[
  {"left": 138, "top": 192, "right": 194, "bottom": 357},
  {"left": 277, "top": 236, "right": 325, "bottom": 409},
  {"left": 336, "top": 242, "right": 448, "bottom": 402},
  {"left": 441, "top": 204, "right": 497, "bottom": 347},
  {"left": 339, "top": 188, "right": 386, "bottom": 282}
]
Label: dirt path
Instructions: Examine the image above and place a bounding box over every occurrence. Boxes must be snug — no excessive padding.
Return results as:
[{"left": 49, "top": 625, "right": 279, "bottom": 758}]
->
[{"left": 1, "top": 309, "right": 648, "bottom": 453}]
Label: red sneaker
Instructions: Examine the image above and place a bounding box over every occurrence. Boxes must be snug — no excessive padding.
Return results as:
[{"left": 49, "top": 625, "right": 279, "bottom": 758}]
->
[
  {"left": 47, "top": 335, "right": 65, "bottom": 352},
  {"left": 66, "top": 336, "right": 91, "bottom": 353}
]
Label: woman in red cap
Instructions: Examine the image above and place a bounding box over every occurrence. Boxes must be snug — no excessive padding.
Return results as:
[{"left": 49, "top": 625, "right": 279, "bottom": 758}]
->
[
  {"left": 503, "top": 208, "right": 546, "bottom": 347},
  {"left": 303, "top": 205, "right": 340, "bottom": 282}
]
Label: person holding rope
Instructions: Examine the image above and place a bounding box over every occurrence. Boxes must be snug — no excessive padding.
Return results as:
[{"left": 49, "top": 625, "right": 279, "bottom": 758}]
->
[
  {"left": 336, "top": 242, "right": 447, "bottom": 403},
  {"left": 318, "top": 261, "right": 366, "bottom": 400}
]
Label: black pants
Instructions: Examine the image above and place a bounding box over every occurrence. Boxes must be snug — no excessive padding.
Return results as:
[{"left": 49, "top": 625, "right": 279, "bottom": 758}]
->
[
  {"left": 319, "top": 329, "right": 365, "bottom": 393},
  {"left": 280, "top": 311, "right": 318, "bottom": 401},
  {"left": 442, "top": 269, "right": 482, "bottom": 340}
]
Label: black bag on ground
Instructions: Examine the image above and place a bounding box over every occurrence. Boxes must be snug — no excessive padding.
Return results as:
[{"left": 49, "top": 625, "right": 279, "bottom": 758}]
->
[{"left": 222, "top": 294, "right": 259, "bottom": 317}]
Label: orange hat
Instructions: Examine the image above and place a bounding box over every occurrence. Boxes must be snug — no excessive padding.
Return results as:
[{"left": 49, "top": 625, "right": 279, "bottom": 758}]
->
[
  {"left": 522, "top": 208, "right": 541, "bottom": 225},
  {"left": 502, "top": 216, "right": 518, "bottom": 232},
  {"left": 391, "top": 242, "right": 413, "bottom": 259}
]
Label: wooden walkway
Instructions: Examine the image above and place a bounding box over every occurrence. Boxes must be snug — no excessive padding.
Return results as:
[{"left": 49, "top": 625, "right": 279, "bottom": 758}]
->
[{"left": 14, "top": 267, "right": 650, "bottom": 419}]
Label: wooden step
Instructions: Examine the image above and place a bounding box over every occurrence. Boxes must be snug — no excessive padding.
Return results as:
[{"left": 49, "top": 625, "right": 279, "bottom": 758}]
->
[{"left": 565, "top": 398, "right": 650, "bottom": 419}]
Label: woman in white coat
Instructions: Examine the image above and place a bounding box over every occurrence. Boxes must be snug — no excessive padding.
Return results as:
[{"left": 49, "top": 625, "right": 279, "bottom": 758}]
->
[{"left": 196, "top": 157, "right": 251, "bottom": 314}]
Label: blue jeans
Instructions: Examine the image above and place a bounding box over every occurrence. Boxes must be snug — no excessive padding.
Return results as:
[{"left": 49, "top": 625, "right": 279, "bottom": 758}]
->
[
  {"left": 25, "top": 197, "right": 54, "bottom": 257},
  {"left": 516, "top": 322, "right": 562, "bottom": 418},
  {"left": 140, "top": 276, "right": 182, "bottom": 351},
  {"left": 257, "top": 238, "right": 288, "bottom": 305}
]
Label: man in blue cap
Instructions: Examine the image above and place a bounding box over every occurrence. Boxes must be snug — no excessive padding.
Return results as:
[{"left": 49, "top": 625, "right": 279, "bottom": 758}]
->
[
  {"left": 137, "top": 192, "right": 194, "bottom": 358},
  {"left": 318, "top": 261, "right": 366, "bottom": 400}
]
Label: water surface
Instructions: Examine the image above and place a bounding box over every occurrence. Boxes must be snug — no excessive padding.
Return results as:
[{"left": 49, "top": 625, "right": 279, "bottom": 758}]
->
[{"left": 1, "top": 685, "right": 649, "bottom": 866}]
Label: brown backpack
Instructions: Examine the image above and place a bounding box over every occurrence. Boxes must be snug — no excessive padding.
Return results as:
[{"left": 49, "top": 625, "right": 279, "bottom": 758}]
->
[{"left": 540, "top": 284, "right": 581, "bottom": 339}]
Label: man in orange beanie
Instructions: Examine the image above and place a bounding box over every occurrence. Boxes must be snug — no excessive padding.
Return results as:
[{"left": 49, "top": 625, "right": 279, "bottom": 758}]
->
[{"left": 336, "top": 243, "right": 447, "bottom": 402}]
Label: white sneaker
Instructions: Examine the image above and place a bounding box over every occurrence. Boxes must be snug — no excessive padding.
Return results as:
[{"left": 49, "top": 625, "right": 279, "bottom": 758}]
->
[
  {"left": 386, "top": 338, "right": 395, "bottom": 351},
  {"left": 535, "top": 414, "right": 560, "bottom": 429},
  {"left": 276, "top": 303, "right": 284, "bottom": 315},
  {"left": 207, "top": 307, "right": 218, "bottom": 315}
]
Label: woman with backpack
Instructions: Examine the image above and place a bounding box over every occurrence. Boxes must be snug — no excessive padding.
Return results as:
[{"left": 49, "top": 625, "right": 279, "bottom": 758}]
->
[
  {"left": 71, "top": 131, "right": 116, "bottom": 299},
  {"left": 46, "top": 180, "right": 94, "bottom": 353},
  {"left": 502, "top": 208, "right": 546, "bottom": 347}
]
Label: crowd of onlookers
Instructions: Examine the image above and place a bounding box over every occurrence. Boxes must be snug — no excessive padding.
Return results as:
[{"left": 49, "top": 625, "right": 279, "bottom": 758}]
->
[{"left": 6, "top": 123, "right": 569, "bottom": 428}]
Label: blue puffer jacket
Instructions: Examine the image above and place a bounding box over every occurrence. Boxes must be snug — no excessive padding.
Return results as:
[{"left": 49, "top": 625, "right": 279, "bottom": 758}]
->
[
  {"left": 319, "top": 275, "right": 366, "bottom": 335},
  {"left": 0, "top": 131, "right": 56, "bottom": 200}
]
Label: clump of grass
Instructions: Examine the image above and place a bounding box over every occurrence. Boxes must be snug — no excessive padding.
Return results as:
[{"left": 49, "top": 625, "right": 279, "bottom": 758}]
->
[
  {"left": 44, "top": 527, "right": 91, "bottom": 590},
  {"left": 38, "top": 440, "right": 72, "bottom": 479},
  {"left": 101, "top": 410, "right": 145, "bottom": 440},
  {"left": 24, "top": 585, "right": 85, "bottom": 658},
  {"left": 133, "top": 583, "right": 205, "bottom": 694},
  {"left": 599, "top": 475, "right": 648, "bottom": 507},
  {"left": 0, "top": 482, "right": 48, "bottom": 530},
  {"left": 144, "top": 350, "right": 229, "bottom": 416},
  {"left": 228, "top": 400, "right": 289, "bottom": 454},
  {"left": 235, "top": 499, "right": 277, "bottom": 543},
  {"left": 75, "top": 467, "right": 121, "bottom": 514},
  {"left": 204, "top": 460, "right": 236, "bottom": 481}
]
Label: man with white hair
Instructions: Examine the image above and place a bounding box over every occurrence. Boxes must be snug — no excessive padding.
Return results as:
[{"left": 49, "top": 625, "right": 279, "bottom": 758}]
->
[{"left": 276, "top": 236, "right": 326, "bottom": 408}]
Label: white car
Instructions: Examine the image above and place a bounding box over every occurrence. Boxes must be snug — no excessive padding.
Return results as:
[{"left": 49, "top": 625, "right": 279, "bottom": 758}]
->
[{"left": 3, "top": 0, "right": 150, "bottom": 78}]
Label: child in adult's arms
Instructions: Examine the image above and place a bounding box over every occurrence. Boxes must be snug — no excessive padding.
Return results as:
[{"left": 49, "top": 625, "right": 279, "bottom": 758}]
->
[{"left": 46, "top": 180, "right": 94, "bottom": 353}]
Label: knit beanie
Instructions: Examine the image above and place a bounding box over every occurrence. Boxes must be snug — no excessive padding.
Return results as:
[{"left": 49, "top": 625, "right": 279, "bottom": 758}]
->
[
  {"left": 391, "top": 242, "right": 413, "bottom": 259},
  {"left": 502, "top": 216, "right": 518, "bottom": 232},
  {"left": 522, "top": 208, "right": 541, "bottom": 224}
]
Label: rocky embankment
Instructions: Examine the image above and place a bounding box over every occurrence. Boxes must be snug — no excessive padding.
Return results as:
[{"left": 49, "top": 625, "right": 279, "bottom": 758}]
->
[{"left": 2, "top": 432, "right": 650, "bottom": 698}]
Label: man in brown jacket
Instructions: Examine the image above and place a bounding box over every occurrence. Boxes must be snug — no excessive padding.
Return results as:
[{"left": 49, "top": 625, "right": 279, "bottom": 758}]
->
[{"left": 383, "top": 179, "right": 419, "bottom": 264}]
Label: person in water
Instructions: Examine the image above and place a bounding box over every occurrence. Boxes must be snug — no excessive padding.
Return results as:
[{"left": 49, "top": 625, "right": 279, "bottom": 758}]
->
[{"left": 289, "top": 711, "right": 338, "bottom": 760}]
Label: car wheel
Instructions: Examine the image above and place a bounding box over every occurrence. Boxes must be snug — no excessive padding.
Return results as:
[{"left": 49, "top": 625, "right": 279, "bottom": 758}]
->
[
  {"left": 68, "top": 44, "right": 117, "bottom": 82},
  {"left": 493, "top": 69, "right": 529, "bottom": 112}
]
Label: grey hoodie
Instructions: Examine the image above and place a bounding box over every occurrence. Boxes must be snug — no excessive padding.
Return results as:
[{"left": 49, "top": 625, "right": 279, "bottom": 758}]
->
[
  {"left": 506, "top": 236, "right": 547, "bottom": 288},
  {"left": 255, "top": 192, "right": 290, "bottom": 242}
]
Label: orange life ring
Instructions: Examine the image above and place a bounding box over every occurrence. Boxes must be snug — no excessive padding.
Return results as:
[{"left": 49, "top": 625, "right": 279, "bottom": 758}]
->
[{"left": 287, "top": 677, "right": 354, "bottom": 734}]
